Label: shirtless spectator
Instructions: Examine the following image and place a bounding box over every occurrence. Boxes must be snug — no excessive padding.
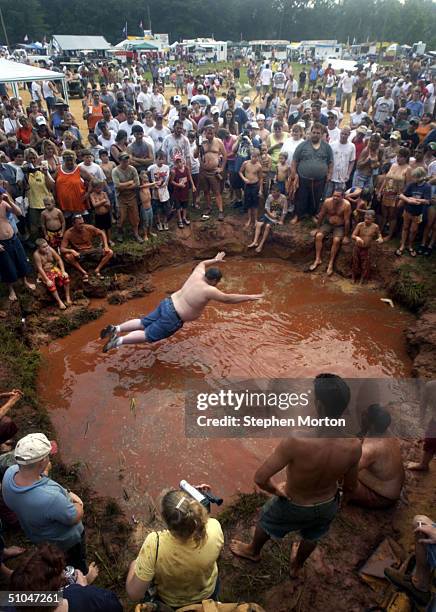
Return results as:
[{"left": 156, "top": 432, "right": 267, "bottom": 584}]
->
[
  {"left": 0, "top": 389, "right": 22, "bottom": 452},
  {"left": 196, "top": 125, "right": 227, "bottom": 220},
  {"left": 248, "top": 182, "right": 287, "bottom": 253},
  {"left": 33, "top": 239, "right": 72, "bottom": 310},
  {"left": 230, "top": 374, "right": 361, "bottom": 577},
  {"left": 349, "top": 404, "right": 404, "bottom": 509},
  {"left": 239, "top": 148, "right": 263, "bottom": 228},
  {"left": 407, "top": 381, "right": 436, "bottom": 473},
  {"left": 309, "top": 190, "right": 351, "bottom": 276},
  {"left": 40, "top": 196, "right": 65, "bottom": 251},
  {"left": 100, "top": 252, "right": 262, "bottom": 352},
  {"left": 61, "top": 215, "right": 113, "bottom": 282},
  {"left": 351, "top": 210, "right": 383, "bottom": 283}
]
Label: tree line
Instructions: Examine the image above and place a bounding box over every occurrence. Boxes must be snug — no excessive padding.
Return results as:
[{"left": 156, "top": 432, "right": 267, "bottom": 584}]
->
[{"left": 2, "top": 0, "right": 436, "bottom": 50}]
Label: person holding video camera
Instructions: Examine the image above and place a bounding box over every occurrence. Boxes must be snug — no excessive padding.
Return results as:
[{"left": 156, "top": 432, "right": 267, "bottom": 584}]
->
[{"left": 126, "top": 488, "right": 224, "bottom": 609}]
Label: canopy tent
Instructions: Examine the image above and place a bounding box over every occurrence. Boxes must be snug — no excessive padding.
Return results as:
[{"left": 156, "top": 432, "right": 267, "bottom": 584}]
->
[
  {"left": 114, "top": 39, "right": 159, "bottom": 51},
  {"left": 0, "top": 59, "right": 68, "bottom": 102},
  {"left": 51, "top": 35, "right": 110, "bottom": 52}
]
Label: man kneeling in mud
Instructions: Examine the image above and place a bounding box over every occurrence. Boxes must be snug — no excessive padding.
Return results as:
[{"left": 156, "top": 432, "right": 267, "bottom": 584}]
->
[{"left": 230, "top": 374, "right": 361, "bottom": 578}]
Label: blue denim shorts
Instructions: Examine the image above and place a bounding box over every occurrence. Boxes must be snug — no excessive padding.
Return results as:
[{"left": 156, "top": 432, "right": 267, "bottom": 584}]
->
[
  {"left": 140, "top": 297, "right": 183, "bottom": 343},
  {"left": 140, "top": 207, "right": 153, "bottom": 228},
  {"left": 260, "top": 494, "right": 339, "bottom": 542}
]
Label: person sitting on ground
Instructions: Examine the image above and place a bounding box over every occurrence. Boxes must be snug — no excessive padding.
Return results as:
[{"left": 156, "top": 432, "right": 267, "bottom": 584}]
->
[
  {"left": 0, "top": 523, "right": 24, "bottom": 578},
  {"left": 40, "top": 196, "right": 65, "bottom": 251},
  {"left": 406, "top": 380, "right": 436, "bottom": 472},
  {"left": 1, "top": 433, "right": 88, "bottom": 573},
  {"left": 348, "top": 404, "right": 404, "bottom": 508},
  {"left": 230, "top": 374, "right": 361, "bottom": 578},
  {"left": 100, "top": 251, "right": 263, "bottom": 352},
  {"left": 396, "top": 167, "right": 431, "bottom": 257},
  {"left": 33, "top": 239, "right": 72, "bottom": 310},
  {"left": 10, "top": 543, "right": 123, "bottom": 612},
  {"left": 239, "top": 148, "right": 263, "bottom": 229},
  {"left": 0, "top": 389, "right": 21, "bottom": 453},
  {"left": 309, "top": 189, "right": 351, "bottom": 276},
  {"left": 126, "top": 489, "right": 224, "bottom": 609},
  {"left": 60, "top": 214, "right": 113, "bottom": 282},
  {"left": 384, "top": 515, "right": 436, "bottom": 608},
  {"left": 351, "top": 210, "right": 383, "bottom": 283},
  {"left": 248, "top": 182, "right": 288, "bottom": 254}
]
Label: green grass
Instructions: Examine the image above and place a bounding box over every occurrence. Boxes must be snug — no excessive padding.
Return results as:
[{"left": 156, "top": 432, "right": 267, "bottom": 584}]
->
[{"left": 0, "top": 321, "right": 41, "bottom": 403}]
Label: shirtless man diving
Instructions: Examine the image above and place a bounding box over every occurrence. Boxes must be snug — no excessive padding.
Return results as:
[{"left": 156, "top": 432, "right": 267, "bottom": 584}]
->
[
  {"left": 101, "top": 251, "right": 263, "bottom": 352},
  {"left": 309, "top": 190, "right": 351, "bottom": 276},
  {"left": 196, "top": 125, "right": 227, "bottom": 220},
  {"left": 230, "top": 374, "right": 361, "bottom": 577}
]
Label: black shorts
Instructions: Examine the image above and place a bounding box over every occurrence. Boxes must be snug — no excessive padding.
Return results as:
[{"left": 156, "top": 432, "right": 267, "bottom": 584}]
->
[
  {"left": 174, "top": 200, "right": 188, "bottom": 210},
  {"left": 94, "top": 212, "right": 112, "bottom": 231},
  {"left": 244, "top": 183, "right": 260, "bottom": 209},
  {"left": 230, "top": 171, "right": 244, "bottom": 191}
]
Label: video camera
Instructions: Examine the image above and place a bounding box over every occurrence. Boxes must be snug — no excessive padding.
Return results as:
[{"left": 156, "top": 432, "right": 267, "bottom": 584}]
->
[{"left": 179, "top": 480, "right": 223, "bottom": 513}]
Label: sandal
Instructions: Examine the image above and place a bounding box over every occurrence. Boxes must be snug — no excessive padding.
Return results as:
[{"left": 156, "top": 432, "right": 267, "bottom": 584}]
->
[
  {"left": 178, "top": 222, "right": 184, "bottom": 229},
  {"left": 95, "top": 272, "right": 104, "bottom": 279},
  {"left": 395, "top": 248, "right": 403, "bottom": 257},
  {"left": 82, "top": 275, "right": 89, "bottom": 282},
  {"left": 183, "top": 219, "right": 190, "bottom": 225},
  {"left": 408, "top": 248, "right": 417, "bottom": 257}
]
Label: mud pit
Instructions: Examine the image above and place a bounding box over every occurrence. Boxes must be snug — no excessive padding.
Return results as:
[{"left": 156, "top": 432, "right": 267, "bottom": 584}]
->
[{"left": 38, "top": 258, "right": 414, "bottom": 520}]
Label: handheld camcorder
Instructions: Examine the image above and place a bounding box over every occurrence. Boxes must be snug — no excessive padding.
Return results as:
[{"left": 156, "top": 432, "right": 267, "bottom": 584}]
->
[{"left": 179, "top": 480, "right": 223, "bottom": 513}]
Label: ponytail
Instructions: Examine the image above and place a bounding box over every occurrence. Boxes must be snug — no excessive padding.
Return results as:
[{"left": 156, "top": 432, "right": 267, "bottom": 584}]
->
[{"left": 161, "top": 490, "right": 208, "bottom": 547}]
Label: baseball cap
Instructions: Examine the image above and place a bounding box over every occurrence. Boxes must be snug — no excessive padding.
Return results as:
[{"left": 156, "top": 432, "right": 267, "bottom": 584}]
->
[
  {"left": 155, "top": 113, "right": 163, "bottom": 120},
  {"left": 243, "top": 96, "right": 251, "bottom": 104},
  {"left": 35, "top": 116, "right": 47, "bottom": 126},
  {"left": 131, "top": 124, "right": 144, "bottom": 134},
  {"left": 409, "top": 117, "right": 420, "bottom": 126},
  {"left": 174, "top": 95, "right": 182, "bottom": 103},
  {"left": 256, "top": 113, "right": 265, "bottom": 121},
  {"left": 357, "top": 125, "right": 368, "bottom": 134},
  {"left": 327, "top": 110, "right": 338, "bottom": 118},
  {"left": 390, "top": 131, "right": 401, "bottom": 140},
  {"left": 119, "top": 152, "right": 130, "bottom": 160},
  {"left": 54, "top": 98, "right": 67, "bottom": 106},
  {"left": 250, "top": 121, "right": 259, "bottom": 129},
  {"left": 14, "top": 433, "right": 58, "bottom": 465},
  {"left": 210, "top": 106, "right": 220, "bottom": 114}
]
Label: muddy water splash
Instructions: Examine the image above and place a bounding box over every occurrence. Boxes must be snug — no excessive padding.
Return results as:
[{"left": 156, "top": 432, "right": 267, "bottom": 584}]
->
[{"left": 39, "top": 259, "right": 413, "bottom": 512}]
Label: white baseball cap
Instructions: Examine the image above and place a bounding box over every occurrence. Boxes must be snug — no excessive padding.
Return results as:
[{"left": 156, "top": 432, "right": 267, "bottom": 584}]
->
[
  {"left": 14, "top": 433, "right": 58, "bottom": 465},
  {"left": 243, "top": 96, "right": 251, "bottom": 104},
  {"left": 174, "top": 95, "right": 182, "bottom": 103},
  {"left": 256, "top": 113, "right": 266, "bottom": 121}
]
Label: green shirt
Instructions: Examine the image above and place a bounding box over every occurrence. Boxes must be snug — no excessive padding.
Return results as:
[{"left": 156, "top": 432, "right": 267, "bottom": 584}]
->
[{"left": 294, "top": 140, "right": 333, "bottom": 181}]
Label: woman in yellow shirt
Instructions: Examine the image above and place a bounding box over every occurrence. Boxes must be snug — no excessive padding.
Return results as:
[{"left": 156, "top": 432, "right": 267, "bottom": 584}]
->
[
  {"left": 24, "top": 148, "right": 54, "bottom": 240},
  {"left": 126, "top": 489, "right": 224, "bottom": 609}
]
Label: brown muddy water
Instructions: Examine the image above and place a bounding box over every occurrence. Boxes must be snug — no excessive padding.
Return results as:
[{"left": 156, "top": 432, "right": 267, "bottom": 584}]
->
[{"left": 39, "top": 258, "right": 413, "bottom": 512}]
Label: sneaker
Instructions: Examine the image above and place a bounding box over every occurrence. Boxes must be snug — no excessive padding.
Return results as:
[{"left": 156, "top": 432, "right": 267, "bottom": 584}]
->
[
  {"left": 103, "top": 335, "right": 120, "bottom": 353},
  {"left": 100, "top": 324, "right": 117, "bottom": 340},
  {"left": 218, "top": 212, "right": 224, "bottom": 221},
  {"left": 163, "top": 223, "right": 169, "bottom": 231},
  {"left": 183, "top": 218, "right": 190, "bottom": 225},
  {"left": 157, "top": 223, "right": 163, "bottom": 231},
  {"left": 384, "top": 567, "right": 431, "bottom": 606},
  {"left": 134, "top": 235, "right": 144, "bottom": 243}
]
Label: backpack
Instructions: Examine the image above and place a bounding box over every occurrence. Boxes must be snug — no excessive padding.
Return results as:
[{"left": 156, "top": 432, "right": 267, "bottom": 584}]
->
[{"left": 177, "top": 602, "right": 266, "bottom": 612}]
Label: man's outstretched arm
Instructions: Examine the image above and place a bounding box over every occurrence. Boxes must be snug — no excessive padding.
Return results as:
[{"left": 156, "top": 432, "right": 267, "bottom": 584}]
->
[
  {"left": 194, "top": 251, "right": 226, "bottom": 274},
  {"left": 208, "top": 286, "right": 263, "bottom": 304}
]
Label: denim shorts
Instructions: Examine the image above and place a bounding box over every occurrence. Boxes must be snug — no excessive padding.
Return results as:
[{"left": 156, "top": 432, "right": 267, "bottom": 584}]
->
[
  {"left": 140, "top": 207, "right": 153, "bottom": 228},
  {"left": 140, "top": 297, "right": 184, "bottom": 343},
  {"left": 260, "top": 494, "right": 339, "bottom": 542}
]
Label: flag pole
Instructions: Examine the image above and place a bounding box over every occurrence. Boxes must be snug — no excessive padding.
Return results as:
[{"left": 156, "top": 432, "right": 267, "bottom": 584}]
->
[
  {"left": 147, "top": 5, "right": 152, "bottom": 32},
  {"left": 0, "top": 7, "right": 10, "bottom": 49}
]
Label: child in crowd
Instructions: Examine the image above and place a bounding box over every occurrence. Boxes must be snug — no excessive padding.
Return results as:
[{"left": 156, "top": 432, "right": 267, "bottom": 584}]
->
[
  {"left": 351, "top": 210, "right": 383, "bottom": 283},
  {"left": 259, "top": 143, "right": 273, "bottom": 201},
  {"left": 89, "top": 179, "right": 113, "bottom": 245},
  {"left": 40, "top": 196, "right": 65, "bottom": 251},
  {"left": 345, "top": 187, "right": 373, "bottom": 226},
  {"left": 33, "top": 238, "right": 71, "bottom": 310},
  {"left": 139, "top": 171, "right": 156, "bottom": 241},
  {"left": 248, "top": 182, "right": 288, "bottom": 253},
  {"left": 188, "top": 131, "right": 200, "bottom": 209},
  {"left": 99, "top": 150, "right": 117, "bottom": 220},
  {"left": 170, "top": 155, "right": 195, "bottom": 229},
  {"left": 148, "top": 151, "right": 170, "bottom": 231},
  {"left": 239, "top": 148, "right": 263, "bottom": 229},
  {"left": 276, "top": 152, "right": 290, "bottom": 195}
]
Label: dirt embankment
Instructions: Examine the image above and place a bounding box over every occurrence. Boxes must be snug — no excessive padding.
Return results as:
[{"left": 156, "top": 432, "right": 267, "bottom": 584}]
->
[{"left": 0, "top": 213, "right": 435, "bottom": 610}]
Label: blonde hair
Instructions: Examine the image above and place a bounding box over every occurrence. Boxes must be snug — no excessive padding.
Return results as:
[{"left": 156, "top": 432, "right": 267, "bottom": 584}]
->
[
  {"left": 161, "top": 490, "right": 208, "bottom": 548},
  {"left": 24, "top": 148, "right": 38, "bottom": 161}
]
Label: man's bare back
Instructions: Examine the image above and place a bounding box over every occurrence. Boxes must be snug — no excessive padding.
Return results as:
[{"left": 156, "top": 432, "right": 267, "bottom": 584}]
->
[{"left": 358, "top": 437, "right": 404, "bottom": 500}]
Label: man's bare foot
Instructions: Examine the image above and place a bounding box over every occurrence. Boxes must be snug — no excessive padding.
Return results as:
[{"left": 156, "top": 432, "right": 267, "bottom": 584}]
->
[
  {"left": 8, "top": 288, "right": 17, "bottom": 301},
  {"left": 309, "top": 260, "right": 321, "bottom": 271},
  {"left": 24, "top": 279, "right": 36, "bottom": 291},
  {"left": 326, "top": 265, "right": 334, "bottom": 276},
  {"left": 3, "top": 546, "right": 25, "bottom": 559},
  {"left": 143, "top": 235, "right": 149, "bottom": 241},
  {"left": 383, "top": 236, "right": 391, "bottom": 242},
  {"left": 229, "top": 539, "right": 261, "bottom": 562},
  {"left": 66, "top": 300, "right": 73, "bottom": 307},
  {"left": 247, "top": 242, "right": 258, "bottom": 248},
  {"left": 291, "top": 216, "right": 299, "bottom": 225},
  {"left": 86, "top": 562, "right": 99, "bottom": 585},
  {"left": 255, "top": 245, "right": 263, "bottom": 253},
  {"left": 289, "top": 541, "right": 303, "bottom": 579},
  {"left": 58, "top": 302, "right": 67, "bottom": 310},
  {"left": 406, "top": 461, "right": 430, "bottom": 472},
  {"left": 244, "top": 221, "right": 251, "bottom": 229}
]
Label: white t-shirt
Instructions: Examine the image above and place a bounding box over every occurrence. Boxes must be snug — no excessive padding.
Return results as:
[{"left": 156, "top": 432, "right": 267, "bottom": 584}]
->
[
  {"left": 42, "top": 81, "right": 53, "bottom": 98},
  {"left": 260, "top": 68, "right": 273, "bottom": 86},
  {"left": 273, "top": 72, "right": 286, "bottom": 90},
  {"left": 119, "top": 120, "right": 142, "bottom": 138},
  {"left": 137, "top": 91, "right": 151, "bottom": 113},
  {"left": 148, "top": 126, "right": 171, "bottom": 153},
  {"left": 31, "top": 81, "right": 42, "bottom": 101},
  {"left": 341, "top": 76, "right": 354, "bottom": 94},
  {"left": 350, "top": 111, "right": 367, "bottom": 128},
  {"left": 79, "top": 161, "right": 106, "bottom": 181},
  {"left": 374, "top": 96, "right": 394, "bottom": 124},
  {"left": 98, "top": 131, "right": 117, "bottom": 152},
  {"left": 280, "top": 137, "right": 304, "bottom": 166},
  {"left": 330, "top": 140, "right": 356, "bottom": 183},
  {"left": 327, "top": 127, "right": 341, "bottom": 143},
  {"left": 150, "top": 93, "right": 166, "bottom": 114}
]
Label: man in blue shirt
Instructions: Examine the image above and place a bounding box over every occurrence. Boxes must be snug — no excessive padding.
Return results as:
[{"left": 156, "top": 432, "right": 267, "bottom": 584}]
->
[
  {"left": 406, "top": 89, "right": 424, "bottom": 118},
  {"left": 2, "top": 433, "right": 88, "bottom": 573}
]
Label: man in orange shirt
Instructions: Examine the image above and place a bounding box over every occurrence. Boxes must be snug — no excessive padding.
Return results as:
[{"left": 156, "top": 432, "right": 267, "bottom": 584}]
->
[
  {"left": 83, "top": 90, "right": 104, "bottom": 133},
  {"left": 61, "top": 215, "right": 113, "bottom": 281}
]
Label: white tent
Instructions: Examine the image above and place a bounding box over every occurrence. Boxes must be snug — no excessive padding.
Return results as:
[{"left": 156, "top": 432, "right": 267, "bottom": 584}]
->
[{"left": 0, "top": 58, "right": 68, "bottom": 102}]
